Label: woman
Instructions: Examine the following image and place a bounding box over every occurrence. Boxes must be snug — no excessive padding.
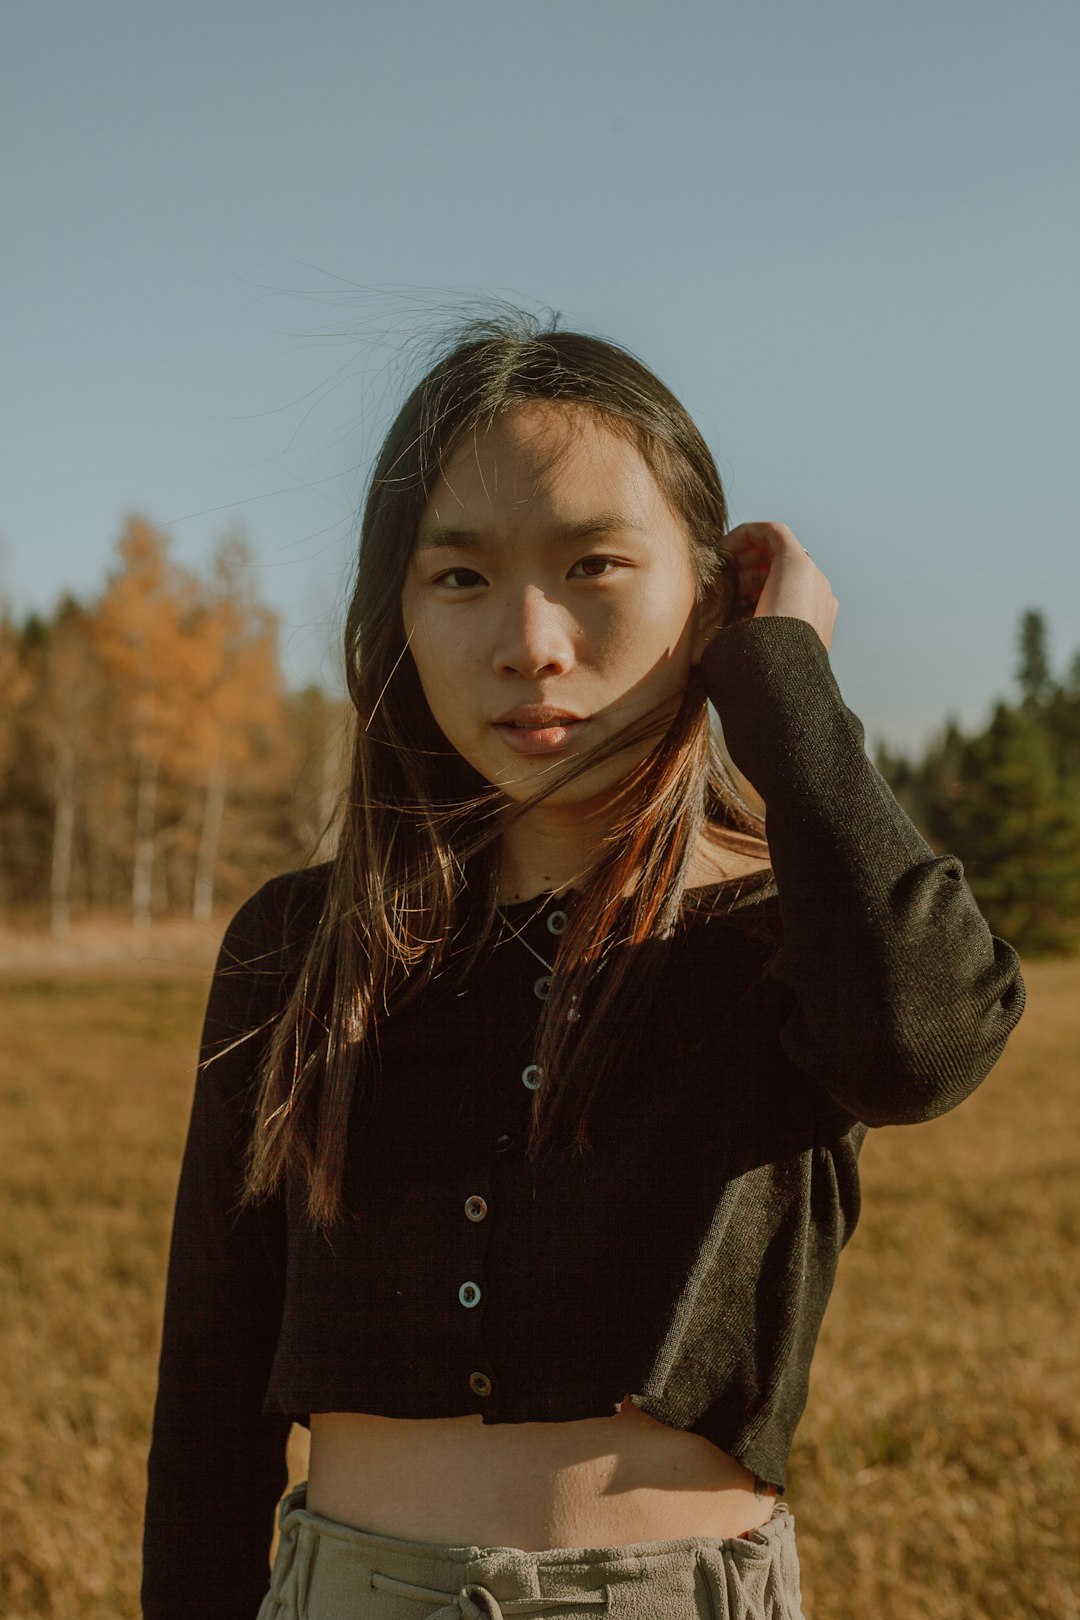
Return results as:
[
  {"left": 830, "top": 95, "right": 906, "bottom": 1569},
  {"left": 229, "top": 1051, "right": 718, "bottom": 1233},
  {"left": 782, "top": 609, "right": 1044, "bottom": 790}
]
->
[{"left": 142, "top": 315, "right": 1025, "bottom": 1620}]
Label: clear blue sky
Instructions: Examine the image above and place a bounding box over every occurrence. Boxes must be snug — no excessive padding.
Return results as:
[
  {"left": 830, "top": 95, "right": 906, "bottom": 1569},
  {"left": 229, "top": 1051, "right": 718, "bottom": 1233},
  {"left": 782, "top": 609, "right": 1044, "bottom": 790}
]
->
[{"left": 3, "top": 0, "right": 1077, "bottom": 753}]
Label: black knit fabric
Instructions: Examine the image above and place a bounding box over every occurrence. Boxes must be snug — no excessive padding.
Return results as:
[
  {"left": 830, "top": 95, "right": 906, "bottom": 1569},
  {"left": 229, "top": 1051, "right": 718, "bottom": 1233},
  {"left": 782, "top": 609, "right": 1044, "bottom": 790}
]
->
[{"left": 142, "top": 615, "right": 1025, "bottom": 1619}]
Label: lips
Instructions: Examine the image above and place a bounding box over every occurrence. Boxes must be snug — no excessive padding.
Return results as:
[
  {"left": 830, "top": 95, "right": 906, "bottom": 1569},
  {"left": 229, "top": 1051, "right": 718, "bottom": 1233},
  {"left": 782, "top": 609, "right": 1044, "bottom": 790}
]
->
[
  {"left": 491, "top": 706, "right": 587, "bottom": 756},
  {"left": 493, "top": 706, "right": 584, "bottom": 727}
]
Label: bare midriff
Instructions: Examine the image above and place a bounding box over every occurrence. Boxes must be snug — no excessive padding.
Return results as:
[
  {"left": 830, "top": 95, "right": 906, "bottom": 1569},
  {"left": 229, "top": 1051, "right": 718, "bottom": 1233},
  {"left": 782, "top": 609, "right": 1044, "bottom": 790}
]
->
[{"left": 305, "top": 1398, "right": 778, "bottom": 1551}]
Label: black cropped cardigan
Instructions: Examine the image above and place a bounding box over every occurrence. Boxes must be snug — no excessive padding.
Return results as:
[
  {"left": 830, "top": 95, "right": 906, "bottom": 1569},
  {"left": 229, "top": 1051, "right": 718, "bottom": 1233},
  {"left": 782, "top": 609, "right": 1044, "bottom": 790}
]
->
[{"left": 142, "top": 616, "right": 1026, "bottom": 1620}]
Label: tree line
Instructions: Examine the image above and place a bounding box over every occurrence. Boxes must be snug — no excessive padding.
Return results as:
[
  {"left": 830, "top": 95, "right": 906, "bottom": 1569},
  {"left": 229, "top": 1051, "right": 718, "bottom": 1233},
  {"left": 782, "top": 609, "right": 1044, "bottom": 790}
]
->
[
  {"left": 2, "top": 521, "right": 1078, "bottom": 956},
  {"left": 875, "top": 610, "right": 1080, "bottom": 957},
  {"left": 0, "top": 515, "right": 345, "bottom": 936}
]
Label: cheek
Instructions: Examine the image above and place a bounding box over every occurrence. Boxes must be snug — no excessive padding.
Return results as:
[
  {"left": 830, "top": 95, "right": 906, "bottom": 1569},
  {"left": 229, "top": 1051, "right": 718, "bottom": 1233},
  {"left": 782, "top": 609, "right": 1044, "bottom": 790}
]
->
[
  {"left": 406, "top": 620, "right": 482, "bottom": 743},
  {"left": 411, "top": 624, "right": 482, "bottom": 702},
  {"left": 405, "top": 594, "right": 465, "bottom": 680},
  {"left": 595, "top": 576, "right": 695, "bottom": 666}
]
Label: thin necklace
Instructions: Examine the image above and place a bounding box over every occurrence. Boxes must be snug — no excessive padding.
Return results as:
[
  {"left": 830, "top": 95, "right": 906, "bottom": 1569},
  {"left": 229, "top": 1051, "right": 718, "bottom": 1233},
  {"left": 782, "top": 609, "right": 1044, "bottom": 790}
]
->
[
  {"left": 495, "top": 895, "right": 609, "bottom": 1023},
  {"left": 496, "top": 906, "right": 556, "bottom": 974}
]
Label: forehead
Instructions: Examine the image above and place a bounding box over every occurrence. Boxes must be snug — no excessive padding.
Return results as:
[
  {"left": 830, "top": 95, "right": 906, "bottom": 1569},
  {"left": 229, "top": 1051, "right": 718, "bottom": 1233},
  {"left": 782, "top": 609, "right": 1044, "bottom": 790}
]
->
[{"left": 417, "top": 402, "right": 677, "bottom": 543}]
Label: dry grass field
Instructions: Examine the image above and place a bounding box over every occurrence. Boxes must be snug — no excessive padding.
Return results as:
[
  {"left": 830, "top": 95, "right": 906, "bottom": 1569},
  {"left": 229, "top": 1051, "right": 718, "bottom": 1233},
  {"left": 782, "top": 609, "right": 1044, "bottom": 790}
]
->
[{"left": 1, "top": 943, "right": 1077, "bottom": 1619}]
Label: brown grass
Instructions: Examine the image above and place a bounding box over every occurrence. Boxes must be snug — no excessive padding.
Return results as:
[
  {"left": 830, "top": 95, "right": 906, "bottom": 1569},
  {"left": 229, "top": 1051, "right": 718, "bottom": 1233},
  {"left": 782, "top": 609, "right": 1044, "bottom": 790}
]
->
[
  {"left": 0, "top": 914, "right": 222, "bottom": 974},
  {"left": 1, "top": 954, "right": 1077, "bottom": 1618}
]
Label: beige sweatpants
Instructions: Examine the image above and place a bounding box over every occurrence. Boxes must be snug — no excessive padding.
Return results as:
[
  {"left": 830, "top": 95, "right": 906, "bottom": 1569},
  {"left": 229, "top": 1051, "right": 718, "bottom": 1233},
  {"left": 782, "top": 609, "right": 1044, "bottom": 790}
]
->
[{"left": 257, "top": 1483, "right": 806, "bottom": 1620}]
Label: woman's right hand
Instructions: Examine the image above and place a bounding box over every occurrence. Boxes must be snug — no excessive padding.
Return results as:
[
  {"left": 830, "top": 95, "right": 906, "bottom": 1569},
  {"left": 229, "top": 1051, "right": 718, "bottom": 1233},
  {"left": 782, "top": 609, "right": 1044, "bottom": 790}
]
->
[{"left": 722, "top": 521, "right": 839, "bottom": 652}]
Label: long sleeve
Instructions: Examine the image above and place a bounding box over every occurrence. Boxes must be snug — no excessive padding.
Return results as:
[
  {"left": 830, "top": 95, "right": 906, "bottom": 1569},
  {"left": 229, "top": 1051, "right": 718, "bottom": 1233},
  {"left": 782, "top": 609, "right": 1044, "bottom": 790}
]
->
[
  {"left": 700, "top": 615, "right": 1025, "bottom": 1126},
  {"left": 142, "top": 882, "right": 296, "bottom": 1620}
]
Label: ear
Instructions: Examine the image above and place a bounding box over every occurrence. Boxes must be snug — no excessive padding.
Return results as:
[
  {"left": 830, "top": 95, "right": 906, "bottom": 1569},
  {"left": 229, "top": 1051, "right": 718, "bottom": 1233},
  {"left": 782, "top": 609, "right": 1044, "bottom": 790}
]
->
[
  {"left": 690, "top": 594, "right": 729, "bottom": 665},
  {"left": 690, "top": 556, "right": 739, "bottom": 662},
  {"left": 690, "top": 606, "right": 710, "bottom": 665}
]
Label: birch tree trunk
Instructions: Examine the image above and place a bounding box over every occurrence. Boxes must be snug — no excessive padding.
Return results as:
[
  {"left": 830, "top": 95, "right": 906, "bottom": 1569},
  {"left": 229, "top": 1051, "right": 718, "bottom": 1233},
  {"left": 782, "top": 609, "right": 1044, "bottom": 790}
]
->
[
  {"left": 50, "top": 741, "right": 76, "bottom": 939},
  {"left": 132, "top": 753, "right": 158, "bottom": 928},
  {"left": 192, "top": 761, "right": 226, "bottom": 922}
]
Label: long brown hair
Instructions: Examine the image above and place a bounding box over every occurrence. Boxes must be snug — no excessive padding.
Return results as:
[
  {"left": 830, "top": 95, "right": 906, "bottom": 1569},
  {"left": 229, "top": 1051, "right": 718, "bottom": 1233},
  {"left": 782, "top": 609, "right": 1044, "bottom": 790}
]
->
[{"left": 243, "top": 309, "right": 770, "bottom": 1225}]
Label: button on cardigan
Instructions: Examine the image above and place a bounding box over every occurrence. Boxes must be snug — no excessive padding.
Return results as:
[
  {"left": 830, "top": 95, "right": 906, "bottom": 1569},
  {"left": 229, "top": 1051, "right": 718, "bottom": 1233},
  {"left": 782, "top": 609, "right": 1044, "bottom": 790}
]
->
[{"left": 142, "top": 616, "right": 1026, "bottom": 1620}]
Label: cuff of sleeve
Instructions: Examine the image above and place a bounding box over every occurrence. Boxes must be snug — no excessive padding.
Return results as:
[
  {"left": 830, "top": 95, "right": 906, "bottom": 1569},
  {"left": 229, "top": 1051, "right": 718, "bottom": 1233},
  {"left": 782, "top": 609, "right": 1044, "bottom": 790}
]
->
[{"left": 697, "top": 616, "right": 863, "bottom": 800}]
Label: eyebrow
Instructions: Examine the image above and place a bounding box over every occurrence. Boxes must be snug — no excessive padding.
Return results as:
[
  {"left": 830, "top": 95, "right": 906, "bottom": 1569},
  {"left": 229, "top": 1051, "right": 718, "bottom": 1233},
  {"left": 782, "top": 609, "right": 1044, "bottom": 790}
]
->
[{"left": 415, "top": 512, "right": 647, "bottom": 552}]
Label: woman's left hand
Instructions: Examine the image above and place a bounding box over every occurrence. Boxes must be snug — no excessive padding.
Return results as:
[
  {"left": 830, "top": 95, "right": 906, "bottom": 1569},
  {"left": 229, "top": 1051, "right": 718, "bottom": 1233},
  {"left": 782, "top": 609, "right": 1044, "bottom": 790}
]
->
[{"left": 693, "top": 521, "right": 839, "bottom": 659}]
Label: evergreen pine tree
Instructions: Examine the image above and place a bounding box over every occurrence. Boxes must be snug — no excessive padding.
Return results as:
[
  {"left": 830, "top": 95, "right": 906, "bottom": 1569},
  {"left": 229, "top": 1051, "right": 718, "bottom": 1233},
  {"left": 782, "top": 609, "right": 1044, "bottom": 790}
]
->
[
  {"left": 1017, "top": 609, "right": 1054, "bottom": 707},
  {"left": 923, "top": 701, "right": 1080, "bottom": 955},
  {"left": 1042, "top": 641, "right": 1080, "bottom": 796}
]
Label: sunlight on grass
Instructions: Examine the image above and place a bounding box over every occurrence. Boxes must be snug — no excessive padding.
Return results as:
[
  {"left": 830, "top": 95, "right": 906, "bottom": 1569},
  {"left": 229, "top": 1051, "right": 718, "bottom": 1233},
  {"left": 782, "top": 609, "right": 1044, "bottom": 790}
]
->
[{"left": 1, "top": 961, "right": 1077, "bottom": 1617}]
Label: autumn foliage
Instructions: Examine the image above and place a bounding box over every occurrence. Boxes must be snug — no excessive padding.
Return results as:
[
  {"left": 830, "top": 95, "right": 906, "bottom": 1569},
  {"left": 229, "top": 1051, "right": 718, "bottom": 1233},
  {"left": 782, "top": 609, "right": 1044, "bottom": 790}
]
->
[{"left": 0, "top": 515, "right": 346, "bottom": 931}]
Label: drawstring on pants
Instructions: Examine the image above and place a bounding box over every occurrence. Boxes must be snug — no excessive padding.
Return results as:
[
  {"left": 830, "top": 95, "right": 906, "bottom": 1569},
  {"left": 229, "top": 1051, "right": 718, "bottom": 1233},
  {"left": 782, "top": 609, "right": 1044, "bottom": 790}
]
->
[
  {"left": 258, "top": 1484, "right": 805, "bottom": 1620},
  {"left": 370, "top": 1569, "right": 610, "bottom": 1620}
]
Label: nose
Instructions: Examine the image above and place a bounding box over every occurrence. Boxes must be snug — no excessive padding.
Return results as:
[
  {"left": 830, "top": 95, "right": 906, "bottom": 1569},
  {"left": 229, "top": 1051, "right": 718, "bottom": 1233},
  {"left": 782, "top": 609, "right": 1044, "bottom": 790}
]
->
[{"left": 492, "top": 584, "right": 574, "bottom": 679}]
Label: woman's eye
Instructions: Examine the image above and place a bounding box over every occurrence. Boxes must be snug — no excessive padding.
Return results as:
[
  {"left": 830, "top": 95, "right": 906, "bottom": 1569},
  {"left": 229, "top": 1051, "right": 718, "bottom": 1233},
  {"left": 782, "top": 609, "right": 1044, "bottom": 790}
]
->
[
  {"left": 571, "top": 555, "right": 618, "bottom": 579},
  {"left": 434, "top": 567, "right": 485, "bottom": 589}
]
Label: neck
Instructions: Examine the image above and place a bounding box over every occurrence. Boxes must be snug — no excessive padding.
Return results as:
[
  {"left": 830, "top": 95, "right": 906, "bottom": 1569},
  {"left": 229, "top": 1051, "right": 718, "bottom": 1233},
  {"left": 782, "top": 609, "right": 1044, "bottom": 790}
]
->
[
  {"left": 496, "top": 794, "right": 624, "bottom": 905},
  {"left": 495, "top": 803, "right": 770, "bottom": 908}
]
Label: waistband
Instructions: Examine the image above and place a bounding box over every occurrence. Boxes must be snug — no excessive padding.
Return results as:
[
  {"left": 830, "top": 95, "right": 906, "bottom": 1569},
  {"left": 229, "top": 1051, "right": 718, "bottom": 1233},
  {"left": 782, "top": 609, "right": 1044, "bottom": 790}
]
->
[{"left": 266, "top": 1482, "right": 801, "bottom": 1620}]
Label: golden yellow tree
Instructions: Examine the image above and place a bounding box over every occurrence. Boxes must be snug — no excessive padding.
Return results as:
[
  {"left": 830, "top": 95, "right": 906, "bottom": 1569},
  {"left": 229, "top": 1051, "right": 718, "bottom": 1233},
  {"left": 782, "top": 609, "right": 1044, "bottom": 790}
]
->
[
  {"left": 38, "top": 602, "right": 106, "bottom": 936},
  {"left": 187, "top": 528, "right": 283, "bottom": 921},
  {"left": 0, "top": 608, "right": 31, "bottom": 784},
  {"left": 94, "top": 516, "right": 206, "bottom": 927},
  {"left": 287, "top": 685, "right": 348, "bottom": 866}
]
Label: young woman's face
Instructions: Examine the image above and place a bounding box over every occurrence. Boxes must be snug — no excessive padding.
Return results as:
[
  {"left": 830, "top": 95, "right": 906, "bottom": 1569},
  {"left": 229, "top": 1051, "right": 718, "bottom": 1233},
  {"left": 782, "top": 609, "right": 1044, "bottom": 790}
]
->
[{"left": 401, "top": 401, "right": 702, "bottom": 806}]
